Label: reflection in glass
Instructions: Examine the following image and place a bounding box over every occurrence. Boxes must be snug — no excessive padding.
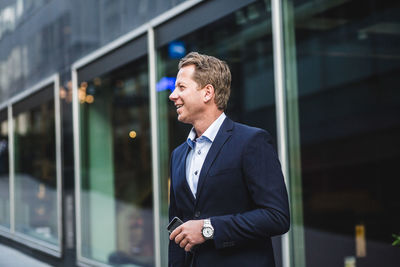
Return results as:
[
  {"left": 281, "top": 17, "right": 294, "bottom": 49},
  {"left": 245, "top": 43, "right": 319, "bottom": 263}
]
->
[
  {"left": 0, "top": 0, "right": 188, "bottom": 98},
  {"left": 286, "top": 0, "right": 400, "bottom": 266},
  {"left": 0, "top": 110, "right": 10, "bottom": 228},
  {"left": 79, "top": 56, "right": 154, "bottom": 266},
  {"left": 156, "top": 0, "right": 276, "bottom": 264},
  {"left": 13, "top": 92, "right": 58, "bottom": 245}
]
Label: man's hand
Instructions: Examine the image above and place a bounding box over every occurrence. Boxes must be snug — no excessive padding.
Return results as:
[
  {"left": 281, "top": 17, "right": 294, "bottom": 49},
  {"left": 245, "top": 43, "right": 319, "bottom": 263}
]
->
[{"left": 170, "top": 220, "right": 205, "bottom": 252}]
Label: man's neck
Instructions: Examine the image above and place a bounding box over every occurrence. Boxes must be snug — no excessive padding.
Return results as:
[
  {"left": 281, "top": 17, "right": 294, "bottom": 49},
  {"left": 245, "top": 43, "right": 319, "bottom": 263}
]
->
[{"left": 193, "top": 110, "right": 223, "bottom": 137}]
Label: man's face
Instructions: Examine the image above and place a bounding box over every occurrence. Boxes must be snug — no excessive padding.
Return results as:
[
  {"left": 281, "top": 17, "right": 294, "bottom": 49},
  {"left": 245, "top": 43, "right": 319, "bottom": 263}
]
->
[{"left": 169, "top": 65, "right": 205, "bottom": 125}]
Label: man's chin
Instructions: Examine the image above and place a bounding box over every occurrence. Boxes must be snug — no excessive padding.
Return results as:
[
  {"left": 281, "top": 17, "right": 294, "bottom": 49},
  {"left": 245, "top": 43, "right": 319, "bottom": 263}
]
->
[{"left": 177, "top": 115, "right": 190, "bottom": 124}]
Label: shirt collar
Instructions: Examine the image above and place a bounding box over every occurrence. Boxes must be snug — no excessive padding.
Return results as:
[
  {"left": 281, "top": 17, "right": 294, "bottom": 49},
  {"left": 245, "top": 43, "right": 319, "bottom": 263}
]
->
[{"left": 186, "top": 113, "right": 226, "bottom": 149}]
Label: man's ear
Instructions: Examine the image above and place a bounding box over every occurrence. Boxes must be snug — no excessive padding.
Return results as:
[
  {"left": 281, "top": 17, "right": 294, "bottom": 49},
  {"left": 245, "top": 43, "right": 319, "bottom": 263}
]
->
[{"left": 203, "top": 84, "right": 214, "bottom": 103}]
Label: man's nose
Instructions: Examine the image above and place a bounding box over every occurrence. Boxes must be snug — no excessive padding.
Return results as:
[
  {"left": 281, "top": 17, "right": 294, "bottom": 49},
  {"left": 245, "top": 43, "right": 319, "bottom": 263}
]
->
[{"left": 169, "top": 89, "right": 177, "bottom": 101}]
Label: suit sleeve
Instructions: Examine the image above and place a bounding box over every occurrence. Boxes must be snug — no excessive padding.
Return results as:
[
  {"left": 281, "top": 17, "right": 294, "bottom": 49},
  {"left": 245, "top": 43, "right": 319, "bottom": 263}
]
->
[
  {"left": 210, "top": 130, "right": 290, "bottom": 249},
  {"left": 168, "top": 150, "right": 185, "bottom": 267}
]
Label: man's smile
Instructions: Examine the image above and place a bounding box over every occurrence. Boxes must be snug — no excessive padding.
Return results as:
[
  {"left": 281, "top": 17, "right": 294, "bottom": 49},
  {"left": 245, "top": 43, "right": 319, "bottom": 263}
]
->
[{"left": 175, "top": 104, "right": 184, "bottom": 112}]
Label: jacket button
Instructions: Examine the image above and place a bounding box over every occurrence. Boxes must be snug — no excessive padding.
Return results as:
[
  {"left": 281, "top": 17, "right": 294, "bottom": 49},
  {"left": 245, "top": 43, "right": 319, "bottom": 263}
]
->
[{"left": 194, "top": 211, "right": 201, "bottom": 218}]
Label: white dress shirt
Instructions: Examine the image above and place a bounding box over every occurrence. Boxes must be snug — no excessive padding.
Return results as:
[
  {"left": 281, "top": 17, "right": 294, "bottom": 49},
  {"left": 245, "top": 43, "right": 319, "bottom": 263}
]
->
[{"left": 185, "top": 113, "right": 226, "bottom": 197}]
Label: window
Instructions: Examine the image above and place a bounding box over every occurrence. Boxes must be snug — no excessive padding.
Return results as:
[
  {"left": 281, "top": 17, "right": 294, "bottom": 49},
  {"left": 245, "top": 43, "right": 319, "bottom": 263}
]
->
[
  {"left": 285, "top": 0, "right": 400, "bottom": 266},
  {"left": 77, "top": 55, "right": 154, "bottom": 266},
  {"left": 0, "top": 108, "right": 10, "bottom": 229},
  {"left": 12, "top": 85, "right": 60, "bottom": 247},
  {"left": 155, "top": 0, "right": 278, "bottom": 264}
]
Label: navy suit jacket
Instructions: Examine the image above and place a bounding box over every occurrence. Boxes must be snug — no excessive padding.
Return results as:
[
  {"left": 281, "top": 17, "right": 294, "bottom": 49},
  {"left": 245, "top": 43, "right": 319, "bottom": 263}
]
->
[{"left": 169, "top": 117, "right": 290, "bottom": 267}]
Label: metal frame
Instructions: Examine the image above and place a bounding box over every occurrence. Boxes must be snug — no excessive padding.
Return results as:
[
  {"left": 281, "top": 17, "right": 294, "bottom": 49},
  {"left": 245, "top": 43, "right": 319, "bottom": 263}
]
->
[
  {"left": 0, "top": 225, "right": 12, "bottom": 238},
  {"left": 0, "top": 101, "right": 8, "bottom": 111},
  {"left": 0, "top": 74, "right": 63, "bottom": 257},
  {"left": 147, "top": 25, "right": 161, "bottom": 267},
  {"left": 9, "top": 103, "right": 14, "bottom": 234},
  {"left": 149, "top": 0, "right": 204, "bottom": 28},
  {"left": 71, "top": 67, "right": 81, "bottom": 262},
  {"left": 271, "top": 0, "right": 291, "bottom": 267},
  {"left": 77, "top": 257, "right": 114, "bottom": 267},
  {"left": 71, "top": 0, "right": 204, "bottom": 72},
  {"left": 54, "top": 74, "right": 63, "bottom": 256}
]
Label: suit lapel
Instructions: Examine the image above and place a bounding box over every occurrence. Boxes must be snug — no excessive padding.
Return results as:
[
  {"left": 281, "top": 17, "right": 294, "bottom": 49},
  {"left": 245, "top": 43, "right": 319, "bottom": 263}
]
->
[
  {"left": 177, "top": 145, "right": 196, "bottom": 204},
  {"left": 195, "top": 118, "right": 233, "bottom": 201}
]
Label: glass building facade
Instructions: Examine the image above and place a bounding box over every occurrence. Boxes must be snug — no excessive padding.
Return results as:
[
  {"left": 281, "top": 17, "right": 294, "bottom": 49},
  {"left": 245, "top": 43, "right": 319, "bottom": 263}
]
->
[
  {"left": 0, "top": 0, "right": 399, "bottom": 266},
  {"left": 13, "top": 85, "right": 59, "bottom": 246}
]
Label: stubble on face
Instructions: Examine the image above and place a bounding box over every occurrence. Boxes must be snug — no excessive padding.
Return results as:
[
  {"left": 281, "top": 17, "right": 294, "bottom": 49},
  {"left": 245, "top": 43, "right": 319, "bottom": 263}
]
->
[{"left": 172, "top": 65, "right": 204, "bottom": 125}]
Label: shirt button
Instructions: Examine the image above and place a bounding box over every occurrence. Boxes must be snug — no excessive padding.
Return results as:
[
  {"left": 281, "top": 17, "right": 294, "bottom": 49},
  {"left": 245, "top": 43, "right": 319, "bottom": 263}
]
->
[
  {"left": 194, "top": 171, "right": 198, "bottom": 175},
  {"left": 194, "top": 211, "right": 201, "bottom": 218},
  {"left": 198, "top": 150, "right": 201, "bottom": 155}
]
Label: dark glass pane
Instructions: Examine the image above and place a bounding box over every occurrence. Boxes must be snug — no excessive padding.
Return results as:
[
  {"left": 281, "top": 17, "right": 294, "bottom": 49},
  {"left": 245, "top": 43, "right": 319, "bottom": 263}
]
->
[
  {"left": 0, "top": 111, "right": 10, "bottom": 228},
  {"left": 156, "top": 0, "right": 277, "bottom": 264},
  {"left": 158, "top": 0, "right": 276, "bottom": 137},
  {"left": 13, "top": 93, "right": 58, "bottom": 245},
  {"left": 292, "top": 0, "right": 400, "bottom": 266},
  {"left": 79, "top": 56, "right": 154, "bottom": 266}
]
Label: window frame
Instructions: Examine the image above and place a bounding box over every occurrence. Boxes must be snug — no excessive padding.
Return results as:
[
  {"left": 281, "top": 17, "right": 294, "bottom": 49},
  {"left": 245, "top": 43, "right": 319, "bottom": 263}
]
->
[
  {"left": 0, "top": 74, "right": 63, "bottom": 257},
  {"left": 72, "top": 27, "right": 152, "bottom": 267}
]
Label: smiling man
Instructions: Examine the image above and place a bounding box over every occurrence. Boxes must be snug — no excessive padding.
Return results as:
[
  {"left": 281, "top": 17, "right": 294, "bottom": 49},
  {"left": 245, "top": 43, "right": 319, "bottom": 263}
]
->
[{"left": 168, "top": 52, "right": 290, "bottom": 267}]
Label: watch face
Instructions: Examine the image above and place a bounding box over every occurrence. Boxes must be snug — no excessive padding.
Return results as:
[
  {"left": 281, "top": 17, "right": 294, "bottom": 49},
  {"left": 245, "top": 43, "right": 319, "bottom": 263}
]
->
[{"left": 203, "top": 227, "right": 213, "bottom": 238}]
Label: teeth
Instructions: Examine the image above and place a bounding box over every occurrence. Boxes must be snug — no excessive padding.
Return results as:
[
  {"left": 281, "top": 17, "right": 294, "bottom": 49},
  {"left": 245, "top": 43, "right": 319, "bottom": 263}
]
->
[{"left": 176, "top": 105, "right": 183, "bottom": 109}]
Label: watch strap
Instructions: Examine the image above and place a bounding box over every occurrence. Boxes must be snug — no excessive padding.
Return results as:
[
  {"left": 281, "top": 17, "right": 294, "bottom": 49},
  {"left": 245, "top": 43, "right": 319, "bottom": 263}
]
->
[
  {"left": 204, "top": 219, "right": 212, "bottom": 228},
  {"left": 202, "top": 218, "right": 214, "bottom": 239}
]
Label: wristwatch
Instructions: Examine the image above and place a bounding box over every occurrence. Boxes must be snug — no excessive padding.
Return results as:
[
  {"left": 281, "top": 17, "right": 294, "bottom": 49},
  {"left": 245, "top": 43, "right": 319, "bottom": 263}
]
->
[{"left": 202, "top": 219, "right": 214, "bottom": 240}]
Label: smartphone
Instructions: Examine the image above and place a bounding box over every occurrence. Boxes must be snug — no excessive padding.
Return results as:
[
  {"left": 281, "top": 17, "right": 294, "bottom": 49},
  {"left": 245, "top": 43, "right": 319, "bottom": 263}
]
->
[{"left": 167, "top": 216, "right": 183, "bottom": 234}]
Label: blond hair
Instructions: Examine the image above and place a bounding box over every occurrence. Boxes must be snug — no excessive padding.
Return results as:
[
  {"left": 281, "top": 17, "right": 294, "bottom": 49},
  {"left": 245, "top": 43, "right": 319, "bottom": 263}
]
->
[{"left": 178, "top": 52, "right": 231, "bottom": 110}]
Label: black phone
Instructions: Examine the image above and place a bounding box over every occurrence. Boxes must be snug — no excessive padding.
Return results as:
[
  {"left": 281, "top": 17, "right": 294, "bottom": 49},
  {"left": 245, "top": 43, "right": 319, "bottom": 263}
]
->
[{"left": 167, "top": 216, "right": 183, "bottom": 234}]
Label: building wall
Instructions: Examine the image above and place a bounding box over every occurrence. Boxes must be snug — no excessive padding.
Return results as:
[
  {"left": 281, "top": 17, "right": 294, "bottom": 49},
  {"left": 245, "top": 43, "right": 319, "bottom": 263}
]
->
[
  {"left": 0, "top": 0, "right": 400, "bottom": 266},
  {"left": 0, "top": 0, "right": 186, "bottom": 100}
]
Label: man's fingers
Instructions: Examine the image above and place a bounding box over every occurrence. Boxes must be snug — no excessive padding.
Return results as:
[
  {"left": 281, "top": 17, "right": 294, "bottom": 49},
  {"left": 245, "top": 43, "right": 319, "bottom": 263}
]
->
[
  {"left": 179, "top": 239, "right": 188, "bottom": 248},
  {"left": 175, "top": 232, "right": 185, "bottom": 244},
  {"left": 169, "top": 225, "right": 182, "bottom": 240},
  {"left": 185, "top": 243, "right": 193, "bottom": 252},
  {"left": 170, "top": 220, "right": 205, "bottom": 251}
]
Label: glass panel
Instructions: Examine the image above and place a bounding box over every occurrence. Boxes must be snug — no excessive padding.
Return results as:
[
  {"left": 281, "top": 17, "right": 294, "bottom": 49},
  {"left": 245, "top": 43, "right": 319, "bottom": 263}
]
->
[
  {"left": 156, "top": 0, "right": 277, "bottom": 265},
  {"left": 285, "top": 0, "right": 400, "bottom": 266},
  {"left": 13, "top": 94, "right": 58, "bottom": 245},
  {"left": 79, "top": 56, "right": 154, "bottom": 266},
  {"left": 0, "top": 0, "right": 188, "bottom": 99},
  {"left": 0, "top": 111, "right": 10, "bottom": 228}
]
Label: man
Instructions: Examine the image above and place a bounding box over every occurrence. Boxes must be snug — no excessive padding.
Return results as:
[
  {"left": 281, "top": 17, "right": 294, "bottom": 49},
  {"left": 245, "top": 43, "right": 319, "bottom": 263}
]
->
[{"left": 168, "top": 52, "right": 290, "bottom": 267}]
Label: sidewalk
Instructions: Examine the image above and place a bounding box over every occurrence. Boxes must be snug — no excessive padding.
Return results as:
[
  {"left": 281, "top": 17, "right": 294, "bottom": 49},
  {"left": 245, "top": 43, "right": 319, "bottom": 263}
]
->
[{"left": 0, "top": 244, "right": 52, "bottom": 267}]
